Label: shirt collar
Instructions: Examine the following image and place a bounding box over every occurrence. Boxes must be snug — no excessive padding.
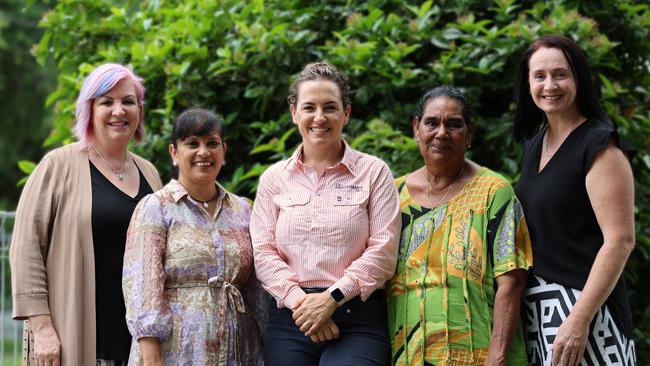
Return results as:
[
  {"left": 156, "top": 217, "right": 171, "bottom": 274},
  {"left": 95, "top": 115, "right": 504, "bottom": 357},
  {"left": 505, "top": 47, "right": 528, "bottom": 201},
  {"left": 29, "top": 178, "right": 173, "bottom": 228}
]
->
[
  {"left": 282, "top": 140, "right": 359, "bottom": 176},
  {"left": 167, "top": 179, "right": 231, "bottom": 206}
]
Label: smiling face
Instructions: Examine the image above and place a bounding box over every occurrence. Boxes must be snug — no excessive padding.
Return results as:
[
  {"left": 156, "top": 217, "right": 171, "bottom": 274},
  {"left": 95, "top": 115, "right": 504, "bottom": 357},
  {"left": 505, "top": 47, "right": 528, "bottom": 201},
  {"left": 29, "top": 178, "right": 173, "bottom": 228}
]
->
[
  {"left": 413, "top": 96, "right": 473, "bottom": 165},
  {"left": 290, "top": 79, "right": 351, "bottom": 152},
  {"left": 528, "top": 47, "right": 578, "bottom": 118},
  {"left": 169, "top": 130, "right": 227, "bottom": 189},
  {"left": 91, "top": 78, "right": 142, "bottom": 147}
]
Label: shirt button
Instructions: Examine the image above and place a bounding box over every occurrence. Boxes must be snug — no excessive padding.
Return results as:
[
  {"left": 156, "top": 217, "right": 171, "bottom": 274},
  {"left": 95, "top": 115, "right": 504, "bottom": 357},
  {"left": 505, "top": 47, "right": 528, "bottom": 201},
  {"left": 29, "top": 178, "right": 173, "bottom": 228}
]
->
[{"left": 346, "top": 309, "right": 351, "bottom": 314}]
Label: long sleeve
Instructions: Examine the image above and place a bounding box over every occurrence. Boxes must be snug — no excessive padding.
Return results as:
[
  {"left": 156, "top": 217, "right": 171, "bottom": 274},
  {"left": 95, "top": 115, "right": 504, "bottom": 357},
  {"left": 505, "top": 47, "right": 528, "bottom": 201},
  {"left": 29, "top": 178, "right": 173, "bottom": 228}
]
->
[
  {"left": 329, "top": 162, "right": 400, "bottom": 300},
  {"left": 250, "top": 169, "right": 306, "bottom": 309},
  {"left": 9, "top": 154, "right": 59, "bottom": 319},
  {"left": 122, "top": 193, "right": 172, "bottom": 340}
]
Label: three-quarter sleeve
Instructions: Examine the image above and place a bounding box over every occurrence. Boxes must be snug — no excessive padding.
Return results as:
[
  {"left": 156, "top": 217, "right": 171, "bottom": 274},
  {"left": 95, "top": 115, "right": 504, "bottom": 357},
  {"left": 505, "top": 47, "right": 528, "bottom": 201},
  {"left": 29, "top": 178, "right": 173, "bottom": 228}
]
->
[
  {"left": 329, "top": 162, "right": 400, "bottom": 301},
  {"left": 122, "top": 193, "right": 172, "bottom": 340},
  {"left": 9, "top": 154, "right": 58, "bottom": 319},
  {"left": 250, "top": 169, "right": 306, "bottom": 309},
  {"left": 487, "top": 186, "right": 533, "bottom": 277}
]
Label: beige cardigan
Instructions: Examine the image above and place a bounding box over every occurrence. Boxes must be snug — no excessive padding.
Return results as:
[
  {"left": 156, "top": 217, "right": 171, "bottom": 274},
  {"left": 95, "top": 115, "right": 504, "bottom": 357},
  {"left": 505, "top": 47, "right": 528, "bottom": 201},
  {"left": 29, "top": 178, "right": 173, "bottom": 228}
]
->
[{"left": 10, "top": 142, "right": 163, "bottom": 366}]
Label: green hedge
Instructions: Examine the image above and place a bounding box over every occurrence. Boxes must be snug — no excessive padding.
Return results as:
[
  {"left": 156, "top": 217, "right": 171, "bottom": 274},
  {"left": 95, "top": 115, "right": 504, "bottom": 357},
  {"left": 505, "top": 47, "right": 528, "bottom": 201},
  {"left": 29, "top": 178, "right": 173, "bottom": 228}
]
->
[{"left": 31, "top": 0, "right": 650, "bottom": 358}]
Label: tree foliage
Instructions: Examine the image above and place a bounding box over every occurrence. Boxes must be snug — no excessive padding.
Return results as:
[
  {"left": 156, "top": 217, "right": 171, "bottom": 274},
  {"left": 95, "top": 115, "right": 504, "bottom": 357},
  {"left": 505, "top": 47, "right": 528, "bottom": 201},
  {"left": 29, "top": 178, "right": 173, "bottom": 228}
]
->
[
  {"left": 31, "top": 0, "right": 650, "bottom": 357},
  {"left": 0, "top": 0, "right": 54, "bottom": 209}
]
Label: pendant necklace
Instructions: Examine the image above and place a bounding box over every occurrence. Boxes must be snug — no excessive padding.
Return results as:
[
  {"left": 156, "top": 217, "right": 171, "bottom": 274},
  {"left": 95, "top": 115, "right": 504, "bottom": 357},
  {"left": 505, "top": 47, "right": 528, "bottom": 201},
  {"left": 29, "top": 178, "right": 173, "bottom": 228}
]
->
[
  {"left": 425, "top": 166, "right": 464, "bottom": 208},
  {"left": 189, "top": 188, "right": 220, "bottom": 209},
  {"left": 94, "top": 147, "right": 128, "bottom": 181}
]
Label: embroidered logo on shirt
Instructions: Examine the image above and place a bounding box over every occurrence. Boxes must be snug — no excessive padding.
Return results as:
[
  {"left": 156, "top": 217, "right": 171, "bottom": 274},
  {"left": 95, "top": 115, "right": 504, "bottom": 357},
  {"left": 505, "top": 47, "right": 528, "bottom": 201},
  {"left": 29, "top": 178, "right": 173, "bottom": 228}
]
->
[{"left": 334, "top": 183, "right": 363, "bottom": 192}]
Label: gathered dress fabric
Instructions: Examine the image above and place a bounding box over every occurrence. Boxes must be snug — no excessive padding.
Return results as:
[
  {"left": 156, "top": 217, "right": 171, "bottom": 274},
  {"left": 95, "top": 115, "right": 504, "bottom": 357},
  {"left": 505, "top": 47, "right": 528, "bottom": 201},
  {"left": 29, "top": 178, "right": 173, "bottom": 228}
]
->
[
  {"left": 123, "top": 180, "right": 265, "bottom": 366},
  {"left": 9, "top": 143, "right": 162, "bottom": 366},
  {"left": 515, "top": 119, "right": 636, "bottom": 365},
  {"left": 387, "top": 168, "right": 533, "bottom": 366}
]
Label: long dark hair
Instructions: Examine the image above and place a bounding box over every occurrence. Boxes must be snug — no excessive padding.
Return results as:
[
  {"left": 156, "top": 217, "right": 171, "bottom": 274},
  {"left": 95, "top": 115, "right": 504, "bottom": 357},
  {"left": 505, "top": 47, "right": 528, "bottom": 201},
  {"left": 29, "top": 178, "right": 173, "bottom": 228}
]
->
[{"left": 513, "top": 35, "right": 609, "bottom": 141}]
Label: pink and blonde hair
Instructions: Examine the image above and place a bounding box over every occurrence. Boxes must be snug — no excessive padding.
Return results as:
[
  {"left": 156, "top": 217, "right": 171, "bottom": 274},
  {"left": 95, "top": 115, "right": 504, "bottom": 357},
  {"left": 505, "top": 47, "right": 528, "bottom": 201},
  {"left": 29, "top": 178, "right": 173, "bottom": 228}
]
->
[{"left": 74, "top": 63, "right": 146, "bottom": 148}]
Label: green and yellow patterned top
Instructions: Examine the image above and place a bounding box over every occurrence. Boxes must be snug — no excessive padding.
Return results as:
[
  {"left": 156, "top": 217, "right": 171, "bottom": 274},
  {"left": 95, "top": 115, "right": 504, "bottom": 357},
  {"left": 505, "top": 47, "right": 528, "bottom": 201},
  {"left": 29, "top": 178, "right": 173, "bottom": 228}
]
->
[{"left": 387, "top": 167, "right": 533, "bottom": 366}]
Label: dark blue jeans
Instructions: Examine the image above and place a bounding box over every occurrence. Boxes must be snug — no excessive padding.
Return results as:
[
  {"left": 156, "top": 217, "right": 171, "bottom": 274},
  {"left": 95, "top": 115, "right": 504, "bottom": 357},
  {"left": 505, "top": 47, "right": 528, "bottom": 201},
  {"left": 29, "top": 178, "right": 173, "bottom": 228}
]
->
[{"left": 263, "top": 290, "right": 390, "bottom": 366}]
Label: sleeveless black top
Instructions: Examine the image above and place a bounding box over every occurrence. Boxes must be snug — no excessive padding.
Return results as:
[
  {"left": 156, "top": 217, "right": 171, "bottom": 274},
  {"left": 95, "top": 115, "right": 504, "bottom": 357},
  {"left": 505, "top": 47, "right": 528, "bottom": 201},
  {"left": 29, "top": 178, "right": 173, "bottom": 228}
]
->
[
  {"left": 90, "top": 162, "right": 153, "bottom": 360},
  {"left": 515, "top": 118, "right": 633, "bottom": 337}
]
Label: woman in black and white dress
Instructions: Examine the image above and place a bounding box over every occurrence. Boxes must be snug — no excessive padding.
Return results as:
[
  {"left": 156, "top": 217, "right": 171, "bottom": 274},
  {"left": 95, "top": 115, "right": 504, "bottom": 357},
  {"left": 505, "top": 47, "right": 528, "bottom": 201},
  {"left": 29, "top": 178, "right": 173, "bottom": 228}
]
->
[{"left": 514, "top": 35, "right": 636, "bottom": 365}]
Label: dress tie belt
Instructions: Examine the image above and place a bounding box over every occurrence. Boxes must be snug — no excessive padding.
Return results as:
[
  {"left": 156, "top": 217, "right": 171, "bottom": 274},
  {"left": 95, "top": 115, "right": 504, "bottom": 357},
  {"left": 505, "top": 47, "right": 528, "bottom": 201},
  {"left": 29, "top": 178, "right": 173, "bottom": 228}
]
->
[
  {"left": 165, "top": 276, "right": 246, "bottom": 364},
  {"left": 165, "top": 277, "right": 246, "bottom": 313},
  {"left": 208, "top": 276, "right": 246, "bottom": 313}
]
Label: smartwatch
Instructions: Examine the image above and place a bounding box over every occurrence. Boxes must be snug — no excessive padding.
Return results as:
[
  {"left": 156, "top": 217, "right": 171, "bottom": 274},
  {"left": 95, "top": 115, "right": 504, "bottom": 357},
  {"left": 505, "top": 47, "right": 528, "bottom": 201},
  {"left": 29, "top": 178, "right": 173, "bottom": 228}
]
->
[{"left": 328, "top": 288, "right": 345, "bottom": 305}]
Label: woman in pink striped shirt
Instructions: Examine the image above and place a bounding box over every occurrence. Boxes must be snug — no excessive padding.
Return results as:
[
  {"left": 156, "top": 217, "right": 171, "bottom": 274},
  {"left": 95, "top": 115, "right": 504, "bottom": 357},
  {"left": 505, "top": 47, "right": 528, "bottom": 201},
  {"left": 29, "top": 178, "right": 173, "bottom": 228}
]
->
[{"left": 250, "top": 62, "right": 401, "bottom": 365}]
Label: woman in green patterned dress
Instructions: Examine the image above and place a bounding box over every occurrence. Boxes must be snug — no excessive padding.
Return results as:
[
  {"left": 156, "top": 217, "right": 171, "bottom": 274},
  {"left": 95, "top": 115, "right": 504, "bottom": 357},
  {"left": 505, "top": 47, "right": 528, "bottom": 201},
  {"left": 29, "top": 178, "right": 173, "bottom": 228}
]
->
[{"left": 387, "top": 86, "right": 533, "bottom": 365}]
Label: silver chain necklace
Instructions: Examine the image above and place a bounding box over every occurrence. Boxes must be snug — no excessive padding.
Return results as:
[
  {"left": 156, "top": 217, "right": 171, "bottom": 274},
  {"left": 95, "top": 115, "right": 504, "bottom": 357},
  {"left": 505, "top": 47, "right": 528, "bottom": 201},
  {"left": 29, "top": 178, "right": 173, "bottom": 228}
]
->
[
  {"left": 93, "top": 147, "right": 128, "bottom": 181},
  {"left": 425, "top": 166, "right": 464, "bottom": 208},
  {"left": 544, "top": 119, "right": 582, "bottom": 159}
]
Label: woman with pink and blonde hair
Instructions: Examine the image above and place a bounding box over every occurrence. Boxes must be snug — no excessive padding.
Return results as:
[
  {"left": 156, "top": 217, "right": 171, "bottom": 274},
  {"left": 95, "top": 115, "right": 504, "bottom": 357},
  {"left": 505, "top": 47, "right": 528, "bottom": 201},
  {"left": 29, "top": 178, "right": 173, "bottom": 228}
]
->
[{"left": 10, "top": 63, "right": 162, "bottom": 366}]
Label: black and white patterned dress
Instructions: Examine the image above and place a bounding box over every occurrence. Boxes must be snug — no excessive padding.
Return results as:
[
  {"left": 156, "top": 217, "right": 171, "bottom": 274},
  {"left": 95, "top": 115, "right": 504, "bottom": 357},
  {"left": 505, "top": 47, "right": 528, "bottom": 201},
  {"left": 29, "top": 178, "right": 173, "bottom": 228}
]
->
[
  {"left": 515, "top": 119, "right": 636, "bottom": 365},
  {"left": 523, "top": 276, "right": 635, "bottom": 365}
]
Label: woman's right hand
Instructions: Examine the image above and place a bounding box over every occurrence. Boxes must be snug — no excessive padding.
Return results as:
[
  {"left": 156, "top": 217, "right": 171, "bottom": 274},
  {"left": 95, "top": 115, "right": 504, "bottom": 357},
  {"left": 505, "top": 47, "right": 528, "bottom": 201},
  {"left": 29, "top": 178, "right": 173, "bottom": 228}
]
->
[
  {"left": 138, "top": 337, "right": 163, "bottom": 366},
  {"left": 29, "top": 314, "right": 61, "bottom": 366},
  {"left": 309, "top": 318, "right": 340, "bottom": 343}
]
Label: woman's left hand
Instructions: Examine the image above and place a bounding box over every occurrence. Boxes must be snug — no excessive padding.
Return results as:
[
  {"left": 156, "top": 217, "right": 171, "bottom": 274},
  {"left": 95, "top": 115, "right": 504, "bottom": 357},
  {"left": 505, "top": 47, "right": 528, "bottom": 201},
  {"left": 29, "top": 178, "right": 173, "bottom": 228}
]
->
[
  {"left": 551, "top": 314, "right": 590, "bottom": 366},
  {"left": 292, "top": 292, "right": 338, "bottom": 336}
]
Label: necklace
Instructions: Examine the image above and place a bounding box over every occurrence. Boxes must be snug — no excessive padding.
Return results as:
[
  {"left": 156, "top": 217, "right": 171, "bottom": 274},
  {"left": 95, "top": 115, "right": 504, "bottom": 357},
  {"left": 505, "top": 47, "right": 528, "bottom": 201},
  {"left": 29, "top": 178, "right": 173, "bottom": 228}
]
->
[
  {"left": 425, "top": 165, "right": 464, "bottom": 208},
  {"left": 189, "top": 188, "right": 220, "bottom": 209},
  {"left": 93, "top": 147, "right": 128, "bottom": 181},
  {"left": 544, "top": 118, "right": 583, "bottom": 159}
]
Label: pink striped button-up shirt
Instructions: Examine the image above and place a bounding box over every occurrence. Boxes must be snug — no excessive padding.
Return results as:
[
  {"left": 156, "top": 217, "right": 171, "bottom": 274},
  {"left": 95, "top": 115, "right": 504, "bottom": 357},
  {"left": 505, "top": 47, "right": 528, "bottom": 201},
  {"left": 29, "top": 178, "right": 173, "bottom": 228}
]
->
[{"left": 250, "top": 141, "right": 400, "bottom": 309}]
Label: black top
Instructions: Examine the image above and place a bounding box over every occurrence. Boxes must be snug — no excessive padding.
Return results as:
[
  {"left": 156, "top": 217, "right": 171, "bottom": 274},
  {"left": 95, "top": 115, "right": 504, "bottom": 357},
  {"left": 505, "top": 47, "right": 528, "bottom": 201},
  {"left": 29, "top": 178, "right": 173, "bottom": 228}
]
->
[
  {"left": 90, "top": 161, "right": 153, "bottom": 360},
  {"left": 515, "top": 119, "right": 633, "bottom": 337}
]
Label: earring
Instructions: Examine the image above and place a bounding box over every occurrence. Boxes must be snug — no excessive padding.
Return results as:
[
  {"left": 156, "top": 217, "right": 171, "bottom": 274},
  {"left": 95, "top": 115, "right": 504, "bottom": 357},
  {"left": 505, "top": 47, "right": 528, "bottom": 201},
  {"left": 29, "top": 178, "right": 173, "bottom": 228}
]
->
[
  {"left": 173, "top": 161, "right": 178, "bottom": 166},
  {"left": 467, "top": 143, "right": 472, "bottom": 149},
  {"left": 222, "top": 160, "right": 226, "bottom": 166}
]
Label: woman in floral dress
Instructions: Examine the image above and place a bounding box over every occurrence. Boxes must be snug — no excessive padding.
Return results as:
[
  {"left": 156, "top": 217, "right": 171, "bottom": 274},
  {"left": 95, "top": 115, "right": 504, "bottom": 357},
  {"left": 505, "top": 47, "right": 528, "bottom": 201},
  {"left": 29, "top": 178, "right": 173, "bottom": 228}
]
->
[{"left": 123, "top": 108, "right": 265, "bottom": 365}]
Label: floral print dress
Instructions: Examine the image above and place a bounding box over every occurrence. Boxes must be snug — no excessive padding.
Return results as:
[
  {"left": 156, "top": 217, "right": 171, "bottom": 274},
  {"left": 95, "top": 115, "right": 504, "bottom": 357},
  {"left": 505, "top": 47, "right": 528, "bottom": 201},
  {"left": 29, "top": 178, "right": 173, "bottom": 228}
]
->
[{"left": 123, "top": 180, "right": 265, "bottom": 365}]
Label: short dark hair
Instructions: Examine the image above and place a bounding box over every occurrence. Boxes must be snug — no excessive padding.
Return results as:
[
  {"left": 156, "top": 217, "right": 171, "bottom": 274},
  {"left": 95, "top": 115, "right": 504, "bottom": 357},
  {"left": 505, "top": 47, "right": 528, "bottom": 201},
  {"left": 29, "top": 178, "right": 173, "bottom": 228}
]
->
[
  {"left": 287, "top": 62, "right": 351, "bottom": 108},
  {"left": 414, "top": 86, "right": 474, "bottom": 124},
  {"left": 513, "top": 34, "right": 609, "bottom": 141},
  {"left": 171, "top": 107, "right": 224, "bottom": 146}
]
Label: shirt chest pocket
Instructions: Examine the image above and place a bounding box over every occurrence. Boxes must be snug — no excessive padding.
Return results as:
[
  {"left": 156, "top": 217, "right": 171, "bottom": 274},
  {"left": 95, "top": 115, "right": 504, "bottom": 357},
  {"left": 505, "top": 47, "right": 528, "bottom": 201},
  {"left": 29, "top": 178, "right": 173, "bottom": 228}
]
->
[
  {"left": 323, "top": 190, "right": 370, "bottom": 236},
  {"left": 273, "top": 192, "right": 311, "bottom": 238},
  {"left": 330, "top": 190, "right": 369, "bottom": 207},
  {"left": 273, "top": 192, "right": 311, "bottom": 208}
]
